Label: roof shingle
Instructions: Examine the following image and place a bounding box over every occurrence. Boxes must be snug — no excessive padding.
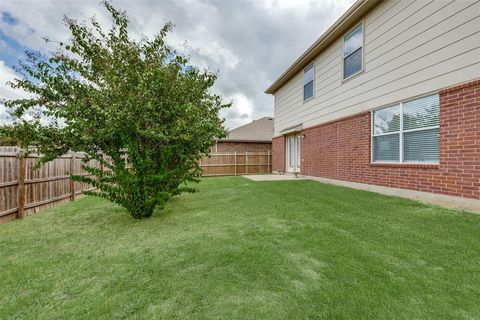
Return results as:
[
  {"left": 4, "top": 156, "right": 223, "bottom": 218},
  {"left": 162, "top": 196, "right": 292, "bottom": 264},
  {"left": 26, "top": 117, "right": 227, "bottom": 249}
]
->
[{"left": 220, "top": 117, "right": 274, "bottom": 142}]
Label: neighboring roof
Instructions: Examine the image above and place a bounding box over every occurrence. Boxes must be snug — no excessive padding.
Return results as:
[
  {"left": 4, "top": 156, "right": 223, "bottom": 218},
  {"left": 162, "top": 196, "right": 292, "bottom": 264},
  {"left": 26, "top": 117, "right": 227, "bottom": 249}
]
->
[
  {"left": 220, "top": 117, "right": 274, "bottom": 143},
  {"left": 265, "top": 0, "right": 380, "bottom": 94}
]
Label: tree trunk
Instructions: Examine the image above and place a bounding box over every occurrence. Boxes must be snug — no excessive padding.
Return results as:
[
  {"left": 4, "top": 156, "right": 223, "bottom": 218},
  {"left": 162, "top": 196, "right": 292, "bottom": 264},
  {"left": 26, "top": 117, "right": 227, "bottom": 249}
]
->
[{"left": 128, "top": 198, "right": 155, "bottom": 219}]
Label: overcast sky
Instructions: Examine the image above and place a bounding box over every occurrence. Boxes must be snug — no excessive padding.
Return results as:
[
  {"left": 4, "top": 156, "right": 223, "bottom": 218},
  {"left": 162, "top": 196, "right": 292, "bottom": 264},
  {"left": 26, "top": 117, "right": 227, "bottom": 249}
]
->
[{"left": 0, "top": 0, "right": 355, "bottom": 129}]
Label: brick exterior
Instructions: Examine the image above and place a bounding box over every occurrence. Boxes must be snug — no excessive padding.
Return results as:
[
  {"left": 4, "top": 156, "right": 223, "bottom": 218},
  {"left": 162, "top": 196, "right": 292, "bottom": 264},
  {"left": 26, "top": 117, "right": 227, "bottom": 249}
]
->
[
  {"left": 275, "top": 80, "right": 480, "bottom": 199},
  {"left": 272, "top": 136, "right": 285, "bottom": 172},
  {"left": 213, "top": 141, "right": 272, "bottom": 153}
]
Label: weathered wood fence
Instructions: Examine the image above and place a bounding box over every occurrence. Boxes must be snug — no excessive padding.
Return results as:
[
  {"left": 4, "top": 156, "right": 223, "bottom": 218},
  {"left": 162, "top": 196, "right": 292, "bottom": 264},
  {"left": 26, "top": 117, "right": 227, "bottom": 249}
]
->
[
  {"left": 0, "top": 149, "right": 271, "bottom": 223},
  {"left": 0, "top": 147, "right": 98, "bottom": 224},
  {"left": 199, "top": 151, "right": 272, "bottom": 177}
]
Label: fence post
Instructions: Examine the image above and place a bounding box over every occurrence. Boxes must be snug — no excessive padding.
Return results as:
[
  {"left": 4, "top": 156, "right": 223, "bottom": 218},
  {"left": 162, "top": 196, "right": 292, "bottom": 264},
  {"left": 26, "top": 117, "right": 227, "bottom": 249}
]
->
[
  {"left": 17, "top": 154, "right": 26, "bottom": 219},
  {"left": 245, "top": 152, "right": 248, "bottom": 174},
  {"left": 267, "top": 149, "right": 270, "bottom": 173},
  {"left": 234, "top": 152, "right": 237, "bottom": 176},
  {"left": 70, "top": 153, "right": 76, "bottom": 201},
  {"left": 100, "top": 152, "right": 104, "bottom": 177}
]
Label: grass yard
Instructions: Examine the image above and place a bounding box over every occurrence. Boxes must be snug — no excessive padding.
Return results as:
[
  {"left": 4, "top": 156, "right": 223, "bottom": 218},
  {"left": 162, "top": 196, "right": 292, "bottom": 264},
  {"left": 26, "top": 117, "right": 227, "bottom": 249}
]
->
[{"left": 1, "top": 177, "right": 480, "bottom": 319}]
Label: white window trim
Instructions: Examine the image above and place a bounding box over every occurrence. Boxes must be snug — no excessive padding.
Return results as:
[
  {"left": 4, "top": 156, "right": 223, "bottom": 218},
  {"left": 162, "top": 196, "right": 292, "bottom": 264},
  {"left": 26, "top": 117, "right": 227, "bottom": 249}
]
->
[
  {"left": 371, "top": 98, "right": 440, "bottom": 165},
  {"left": 342, "top": 21, "right": 364, "bottom": 82},
  {"left": 303, "top": 63, "right": 315, "bottom": 102}
]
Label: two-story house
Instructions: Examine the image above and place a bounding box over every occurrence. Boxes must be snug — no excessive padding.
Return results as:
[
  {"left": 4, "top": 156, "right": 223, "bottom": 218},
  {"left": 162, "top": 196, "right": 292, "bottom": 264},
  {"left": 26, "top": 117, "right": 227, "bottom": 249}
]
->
[{"left": 266, "top": 0, "right": 480, "bottom": 201}]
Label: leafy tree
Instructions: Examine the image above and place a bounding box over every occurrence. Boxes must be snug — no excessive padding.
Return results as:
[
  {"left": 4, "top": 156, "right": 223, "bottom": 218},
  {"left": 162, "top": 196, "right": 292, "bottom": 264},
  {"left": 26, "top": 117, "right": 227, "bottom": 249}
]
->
[
  {"left": 0, "top": 125, "right": 18, "bottom": 146},
  {"left": 1, "top": 2, "right": 229, "bottom": 219}
]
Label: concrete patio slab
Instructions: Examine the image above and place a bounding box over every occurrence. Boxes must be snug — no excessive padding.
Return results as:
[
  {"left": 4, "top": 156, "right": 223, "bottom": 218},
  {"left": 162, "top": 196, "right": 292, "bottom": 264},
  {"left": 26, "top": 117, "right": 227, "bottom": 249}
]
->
[
  {"left": 242, "top": 173, "right": 480, "bottom": 213},
  {"left": 306, "top": 175, "right": 480, "bottom": 213},
  {"left": 242, "top": 174, "right": 309, "bottom": 181}
]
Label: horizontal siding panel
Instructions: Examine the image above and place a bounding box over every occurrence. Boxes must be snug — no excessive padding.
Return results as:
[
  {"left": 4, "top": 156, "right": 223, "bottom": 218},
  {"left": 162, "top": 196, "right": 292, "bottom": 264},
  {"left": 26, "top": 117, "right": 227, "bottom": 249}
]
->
[
  {"left": 276, "top": 30, "right": 480, "bottom": 122},
  {"left": 367, "top": 1, "right": 477, "bottom": 64},
  {"left": 367, "top": 11, "right": 480, "bottom": 74},
  {"left": 274, "top": 43, "right": 343, "bottom": 115},
  {"left": 279, "top": 1, "right": 480, "bottom": 117},
  {"left": 366, "top": 0, "right": 433, "bottom": 46},
  {"left": 276, "top": 3, "right": 479, "bottom": 120},
  {"left": 276, "top": 42, "right": 342, "bottom": 106},
  {"left": 302, "top": 62, "right": 480, "bottom": 130},
  {"left": 274, "top": 73, "right": 302, "bottom": 104},
  {"left": 365, "top": 0, "right": 412, "bottom": 32},
  {"left": 274, "top": 0, "right": 480, "bottom": 135},
  {"left": 315, "top": 44, "right": 342, "bottom": 87},
  {"left": 276, "top": 49, "right": 480, "bottom": 130}
]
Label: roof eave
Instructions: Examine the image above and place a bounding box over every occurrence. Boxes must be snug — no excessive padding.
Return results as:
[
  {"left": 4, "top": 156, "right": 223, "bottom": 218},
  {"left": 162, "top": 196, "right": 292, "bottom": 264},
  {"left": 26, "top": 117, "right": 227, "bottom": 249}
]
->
[{"left": 265, "top": 0, "right": 379, "bottom": 95}]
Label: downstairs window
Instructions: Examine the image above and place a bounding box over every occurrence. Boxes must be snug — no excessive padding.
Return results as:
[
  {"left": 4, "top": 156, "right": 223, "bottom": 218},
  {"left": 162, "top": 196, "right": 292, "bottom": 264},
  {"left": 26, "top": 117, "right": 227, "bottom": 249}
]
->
[{"left": 372, "top": 94, "right": 440, "bottom": 163}]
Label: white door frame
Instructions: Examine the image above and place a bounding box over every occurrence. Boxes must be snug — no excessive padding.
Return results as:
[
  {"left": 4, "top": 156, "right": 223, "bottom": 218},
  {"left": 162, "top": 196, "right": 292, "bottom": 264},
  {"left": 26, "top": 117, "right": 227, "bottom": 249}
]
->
[{"left": 286, "top": 134, "right": 301, "bottom": 173}]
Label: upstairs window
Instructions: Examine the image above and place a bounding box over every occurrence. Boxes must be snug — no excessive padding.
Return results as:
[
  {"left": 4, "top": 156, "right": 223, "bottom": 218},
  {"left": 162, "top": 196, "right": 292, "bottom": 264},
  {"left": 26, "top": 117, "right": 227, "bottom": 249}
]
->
[
  {"left": 343, "top": 23, "right": 363, "bottom": 80},
  {"left": 372, "top": 94, "right": 440, "bottom": 163},
  {"left": 303, "top": 64, "right": 314, "bottom": 101}
]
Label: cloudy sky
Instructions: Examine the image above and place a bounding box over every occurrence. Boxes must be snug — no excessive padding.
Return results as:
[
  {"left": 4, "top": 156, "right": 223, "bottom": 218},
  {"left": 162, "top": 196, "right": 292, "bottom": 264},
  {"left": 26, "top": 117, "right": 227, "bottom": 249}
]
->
[{"left": 0, "top": 0, "right": 355, "bottom": 129}]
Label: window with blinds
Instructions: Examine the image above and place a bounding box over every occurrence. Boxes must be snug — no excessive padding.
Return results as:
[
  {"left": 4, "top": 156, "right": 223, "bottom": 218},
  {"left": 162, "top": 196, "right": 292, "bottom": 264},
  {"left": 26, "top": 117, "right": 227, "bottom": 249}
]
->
[
  {"left": 343, "top": 23, "right": 363, "bottom": 80},
  {"left": 304, "top": 64, "right": 314, "bottom": 101},
  {"left": 372, "top": 94, "right": 440, "bottom": 163}
]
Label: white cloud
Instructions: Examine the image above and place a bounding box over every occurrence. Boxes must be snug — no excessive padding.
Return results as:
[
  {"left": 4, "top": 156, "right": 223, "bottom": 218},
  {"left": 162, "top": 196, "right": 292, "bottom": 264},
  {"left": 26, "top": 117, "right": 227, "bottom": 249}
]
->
[
  {"left": 0, "top": 0, "right": 356, "bottom": 129},
  {"left": 0, "top": 60, "right": 46, "bottom": 125},
  {"left": 263, "top": 0, "right": 350, "bottom": 13},
  {"left": 221, "top": 93, "right": 255, "bottom": 128},
  {"left": 168, "top": 27, "right": 240, "bottom": 70},
  {"left": 0, "top": 60, "right": 31, "bottom": 124},
  {"left": 231, "top": 94, "right": 254, "bottom": 116},
  {"left": 0, "top": 60, "right": 17, "bottom": 94}
]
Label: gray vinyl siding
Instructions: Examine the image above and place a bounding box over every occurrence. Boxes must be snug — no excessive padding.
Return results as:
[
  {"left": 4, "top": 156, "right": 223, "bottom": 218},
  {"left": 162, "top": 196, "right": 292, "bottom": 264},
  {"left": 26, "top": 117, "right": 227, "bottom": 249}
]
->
[{"left": 273, "top": 0, "right": 480, "bottom": 136}]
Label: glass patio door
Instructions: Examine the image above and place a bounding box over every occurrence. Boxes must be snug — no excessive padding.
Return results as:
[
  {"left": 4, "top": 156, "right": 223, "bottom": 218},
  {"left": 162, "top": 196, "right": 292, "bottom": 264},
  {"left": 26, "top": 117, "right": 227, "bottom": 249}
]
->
[{"left": 286, "top": 134, "right": 301, "bottom": 173}]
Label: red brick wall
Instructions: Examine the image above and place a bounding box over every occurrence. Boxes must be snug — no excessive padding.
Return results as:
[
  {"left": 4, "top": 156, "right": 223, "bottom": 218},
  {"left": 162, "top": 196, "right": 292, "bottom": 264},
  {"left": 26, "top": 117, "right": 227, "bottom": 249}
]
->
[
  {"left": 279, "top": 80, "right": 480, "bottom": 199},
  {"left": 213, "top": 142, "right": 271, "bottom": 153},
  {"left": 439, "top": 80, "right": 480, "bottom": 198},
  {"left": 272, "top": 136, "right": 285, "bottom": 172}
]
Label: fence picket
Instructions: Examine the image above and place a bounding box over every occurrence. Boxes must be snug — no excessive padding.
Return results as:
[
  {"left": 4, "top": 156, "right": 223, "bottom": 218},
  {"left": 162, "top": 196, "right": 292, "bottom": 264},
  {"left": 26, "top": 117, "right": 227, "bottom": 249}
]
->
[
  {"left": 17, "top": 157, "right": 25, "bottom": 219},
  {"left": 1, "top": 148, "right": 273, "bottom": 223},
  {"left": 70, "top": 154, "right": 76, "bottom": 201},
  {"left": 200, "top": 151, "right": 271, "bottom": 177},
  {"left": 0, "top": 147, "right": 99, "bottom": 224}
]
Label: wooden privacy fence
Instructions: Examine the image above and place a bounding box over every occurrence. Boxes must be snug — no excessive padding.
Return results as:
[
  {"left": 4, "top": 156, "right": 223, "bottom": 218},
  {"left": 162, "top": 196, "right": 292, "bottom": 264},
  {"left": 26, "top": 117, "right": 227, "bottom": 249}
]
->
[
  {"left": 0, "top": 148, "right": 270, "bottom": 223},
  {"left": 0, "top": 147, "right": 98, "bottom": 224},
  {"left": 199, "top": 151, "right": 272, "bottom": 177}
]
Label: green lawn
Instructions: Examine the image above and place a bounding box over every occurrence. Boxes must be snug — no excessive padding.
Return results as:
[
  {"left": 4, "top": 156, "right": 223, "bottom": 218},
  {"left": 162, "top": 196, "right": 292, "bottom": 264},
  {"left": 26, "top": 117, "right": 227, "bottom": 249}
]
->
[{"left": 1, "top": 177, "right": 479, "bottom": 319}]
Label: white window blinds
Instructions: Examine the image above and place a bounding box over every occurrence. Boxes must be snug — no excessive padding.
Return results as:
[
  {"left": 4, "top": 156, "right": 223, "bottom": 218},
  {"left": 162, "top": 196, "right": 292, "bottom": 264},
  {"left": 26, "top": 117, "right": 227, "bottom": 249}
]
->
[
  {"left": 343, "top": 24, "right": 363, "bottom": 80},
  {"left": 304, "top": 64, "right": 314, "bottom": 101},
  {"left": 372, "top": 94, "right": 440, "bottom": 163}
]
